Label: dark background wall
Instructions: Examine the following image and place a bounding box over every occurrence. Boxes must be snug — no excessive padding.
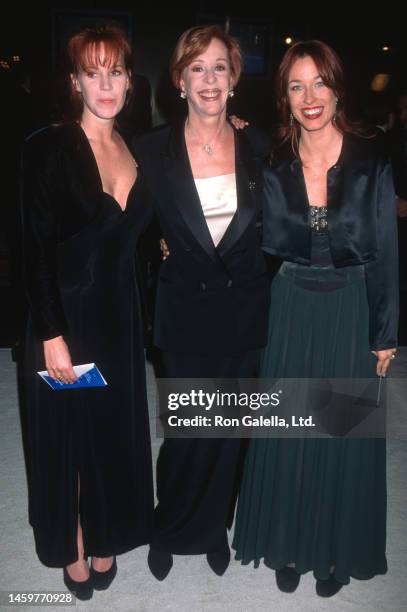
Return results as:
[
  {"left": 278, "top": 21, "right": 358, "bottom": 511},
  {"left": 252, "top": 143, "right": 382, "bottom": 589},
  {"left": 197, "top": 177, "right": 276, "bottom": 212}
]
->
[{"left": 1, "top": 2, "right": 405, "bottom": 127}]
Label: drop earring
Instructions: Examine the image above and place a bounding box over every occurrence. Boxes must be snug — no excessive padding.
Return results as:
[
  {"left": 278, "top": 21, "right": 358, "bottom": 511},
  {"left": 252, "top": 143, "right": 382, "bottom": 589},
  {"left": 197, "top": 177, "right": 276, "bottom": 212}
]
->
[
  {"left": 332, "top": 98, "right": 338, "bottom": 124},
  {"left": 228, "top": 89, "right": 234, "bottom": 98},
  {"left": 180, "top": 90, "right": 186, "bottom": 99}
]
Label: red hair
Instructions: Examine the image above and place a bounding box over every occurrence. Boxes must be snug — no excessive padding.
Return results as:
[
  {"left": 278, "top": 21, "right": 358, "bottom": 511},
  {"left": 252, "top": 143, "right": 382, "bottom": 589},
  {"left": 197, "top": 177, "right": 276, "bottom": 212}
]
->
[
  {"left": 66, "top": 24, "right": 134, "bottom": 120},
  {"left": 169, "top": 25, "right": 242, "bottom": 90},
  {"left": 276, "top": 40, "right": 364, "bottom": 153}
]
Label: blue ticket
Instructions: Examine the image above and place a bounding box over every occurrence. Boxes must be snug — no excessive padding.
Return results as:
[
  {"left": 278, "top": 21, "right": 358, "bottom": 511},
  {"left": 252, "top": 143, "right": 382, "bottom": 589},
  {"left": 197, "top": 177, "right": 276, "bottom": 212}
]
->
[{"left": 37, "top": 363, "right": 108, "bottom": 390}]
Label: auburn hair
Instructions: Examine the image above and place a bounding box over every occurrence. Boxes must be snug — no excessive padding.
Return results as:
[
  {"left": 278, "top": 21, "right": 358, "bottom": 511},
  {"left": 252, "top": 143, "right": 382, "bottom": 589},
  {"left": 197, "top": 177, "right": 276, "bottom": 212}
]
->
[
  {"left": 169, "top": 25, "right": 242, "bottom": 89},
  {"left": 65, "top": 24, "right": 134, "bottom": 121},
  {"left": 275, "top": 40, "right": 365, "bottom": 153}
]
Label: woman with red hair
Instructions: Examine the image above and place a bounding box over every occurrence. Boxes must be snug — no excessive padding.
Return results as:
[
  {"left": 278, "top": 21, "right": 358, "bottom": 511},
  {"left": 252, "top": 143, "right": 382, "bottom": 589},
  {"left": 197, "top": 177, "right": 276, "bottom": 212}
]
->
[
  {"left": 133, "top": 25, "right": 270, "bottom": 580},
  {"left": 233, "top": 40, "right": 398, "bottom": 597},
  {"left": 21, "top": 25, "right": 153, "bottom": 599}
]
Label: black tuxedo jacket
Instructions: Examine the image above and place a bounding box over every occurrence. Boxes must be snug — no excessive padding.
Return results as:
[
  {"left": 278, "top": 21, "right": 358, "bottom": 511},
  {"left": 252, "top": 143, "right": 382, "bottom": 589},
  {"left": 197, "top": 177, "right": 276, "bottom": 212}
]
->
[
  {"left": 133, "top": 123, "right": 271, "bottom": 354},
  {"left": 262, "top": 132, "right": 399, "bottom": 350}
]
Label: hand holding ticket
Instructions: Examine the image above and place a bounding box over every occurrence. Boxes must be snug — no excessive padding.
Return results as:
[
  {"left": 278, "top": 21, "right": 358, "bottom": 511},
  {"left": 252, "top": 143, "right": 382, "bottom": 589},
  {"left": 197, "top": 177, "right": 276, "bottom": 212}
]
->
[{"left": 37, "top": 363, "right": 107, "bottom": 390}]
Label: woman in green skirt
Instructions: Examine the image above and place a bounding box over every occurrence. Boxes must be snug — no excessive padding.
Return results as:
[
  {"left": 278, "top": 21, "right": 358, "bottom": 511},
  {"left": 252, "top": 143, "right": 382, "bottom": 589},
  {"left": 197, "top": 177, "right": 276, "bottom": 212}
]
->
[{"left": 232, "top": 40, "right": 398, "bottom": 597}]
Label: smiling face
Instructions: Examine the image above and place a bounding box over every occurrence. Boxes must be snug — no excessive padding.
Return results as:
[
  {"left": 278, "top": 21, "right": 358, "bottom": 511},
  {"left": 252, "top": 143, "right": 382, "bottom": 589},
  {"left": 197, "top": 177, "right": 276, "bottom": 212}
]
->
[
  {"left": 287, "top": 55, "right": 337, "bottom": 133},
  {"left": 71, "top": 43, "right": 130, "bottom": 122},
  {"left": 179, "top": 37, "right": 233, "bottom": 119}
]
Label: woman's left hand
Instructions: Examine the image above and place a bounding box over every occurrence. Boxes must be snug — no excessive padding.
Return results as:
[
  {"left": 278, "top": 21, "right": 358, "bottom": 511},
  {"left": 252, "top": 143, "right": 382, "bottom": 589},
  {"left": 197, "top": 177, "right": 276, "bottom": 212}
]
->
[
  {"left": 371, "top": 348, "right": 397, "bottom": 376},
  {"left": 229, "top": 115, "right": 249, "bottom": 130}
]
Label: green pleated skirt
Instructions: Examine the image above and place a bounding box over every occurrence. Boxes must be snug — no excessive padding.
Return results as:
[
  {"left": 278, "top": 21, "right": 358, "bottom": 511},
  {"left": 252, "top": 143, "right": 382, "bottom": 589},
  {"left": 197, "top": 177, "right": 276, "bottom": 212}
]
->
[{"left": 232, "top": 263, "right": 387, "bottom": 584}]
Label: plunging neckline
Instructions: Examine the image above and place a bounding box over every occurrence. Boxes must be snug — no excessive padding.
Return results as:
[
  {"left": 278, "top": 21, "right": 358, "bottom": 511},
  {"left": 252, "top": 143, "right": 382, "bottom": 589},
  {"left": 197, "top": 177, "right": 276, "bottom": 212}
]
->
[
  {"left": 76, "top": 123, "right": 138, "bottom": 213},
  {"left": 102, "top": 182, "right": 137, "bottom": 213}
]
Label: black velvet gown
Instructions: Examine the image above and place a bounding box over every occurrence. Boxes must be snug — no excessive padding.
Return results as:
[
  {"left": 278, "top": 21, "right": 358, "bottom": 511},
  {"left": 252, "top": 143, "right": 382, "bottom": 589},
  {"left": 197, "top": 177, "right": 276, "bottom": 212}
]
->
[{"left": 20, "top": 123, "right": 154, "bottom": 567}]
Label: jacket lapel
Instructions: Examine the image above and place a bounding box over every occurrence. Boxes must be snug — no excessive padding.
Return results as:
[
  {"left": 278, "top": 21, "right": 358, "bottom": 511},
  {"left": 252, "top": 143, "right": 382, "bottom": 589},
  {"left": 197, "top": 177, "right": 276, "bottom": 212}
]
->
[
  {"left": 163, "top": 123, "right": 260, "bottom": 262},
  {"left": 163, "top": 122, "right": 218, "bottom": 262},
  {"left": 217, "top": 128, "right": 259, "bottom": 257}
]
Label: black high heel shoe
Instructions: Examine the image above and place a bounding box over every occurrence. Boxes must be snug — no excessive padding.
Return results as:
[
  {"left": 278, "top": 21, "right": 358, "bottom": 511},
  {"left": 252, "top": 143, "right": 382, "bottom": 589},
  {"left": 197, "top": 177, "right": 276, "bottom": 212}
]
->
[
  {"left": 63, "top": 565, "right": 93, "bottom": 601},
  {"left": 275, "top": 566, "right": 301, "bottom": 593},
  {"left": 206, "top": 544, "right": 231, "bottom": 576},
  {"left": 316, "top": 575, "right": 344, "bottom": 597},
  {"left": 147, "top": 547, "right": 173, "bottom": 581},
  {"left": 90, "top": 556, "right": 117, "bottom": 590}
]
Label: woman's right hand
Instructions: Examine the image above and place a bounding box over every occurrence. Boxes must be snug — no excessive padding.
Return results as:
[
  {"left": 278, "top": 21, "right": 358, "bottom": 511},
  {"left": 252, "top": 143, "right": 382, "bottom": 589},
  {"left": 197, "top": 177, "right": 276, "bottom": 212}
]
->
[
  {"left": 397, "top": 197, "right": 407, "bottom": 218},
  {"left": 160, "top": 238, "right": 170, "bottom": 260},
  {"left": 43, "top": 336, "right": 77, "bottom": 383}
]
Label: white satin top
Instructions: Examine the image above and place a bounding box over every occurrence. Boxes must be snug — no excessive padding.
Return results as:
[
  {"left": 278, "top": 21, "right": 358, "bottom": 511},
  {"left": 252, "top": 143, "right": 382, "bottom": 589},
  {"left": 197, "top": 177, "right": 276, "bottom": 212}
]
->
[{"left": 194, "top": 173, "right": 237, "bottom": 247}]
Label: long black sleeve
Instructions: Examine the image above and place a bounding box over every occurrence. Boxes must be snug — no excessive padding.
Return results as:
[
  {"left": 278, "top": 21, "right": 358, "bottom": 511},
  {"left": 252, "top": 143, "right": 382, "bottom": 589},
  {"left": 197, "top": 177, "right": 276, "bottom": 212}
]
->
[
  {"left": 365, "top": 160, "right": 399, "bottom": 350},
  {"left": 20, "top": 131, "right": 68, "bottom": 340}
]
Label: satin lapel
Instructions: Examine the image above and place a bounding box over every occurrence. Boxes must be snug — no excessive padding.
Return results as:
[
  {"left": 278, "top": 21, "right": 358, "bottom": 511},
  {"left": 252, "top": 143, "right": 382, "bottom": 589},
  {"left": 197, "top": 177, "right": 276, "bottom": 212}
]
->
[
  {"left": 163, "top": 123, "right": 217, "bottom": 262},
  {"left": 217, "top": 128, "right": 259, "bottom": 257}
]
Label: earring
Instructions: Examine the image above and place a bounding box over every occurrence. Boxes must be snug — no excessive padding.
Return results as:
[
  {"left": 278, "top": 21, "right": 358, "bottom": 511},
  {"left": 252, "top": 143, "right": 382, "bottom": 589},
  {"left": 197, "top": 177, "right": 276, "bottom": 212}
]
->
[
  {"left": 228, "top": 89, "right": 234, "bottom": 98},
  {"left": 180, "top": 90, "right": 186, "bottom": 99},
  {"left": 290, "top": 113, "right": 294, "bottom": 127},
  {"left": 332, "top": 99, "right": 338, "bottom": 124}
]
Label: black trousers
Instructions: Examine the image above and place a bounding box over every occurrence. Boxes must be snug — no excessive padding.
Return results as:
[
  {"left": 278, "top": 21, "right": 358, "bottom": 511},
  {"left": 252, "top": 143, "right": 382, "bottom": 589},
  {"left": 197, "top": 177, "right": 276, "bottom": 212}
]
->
[{"left": 153, "top": 349, "right": 260, "bottom": 554}]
